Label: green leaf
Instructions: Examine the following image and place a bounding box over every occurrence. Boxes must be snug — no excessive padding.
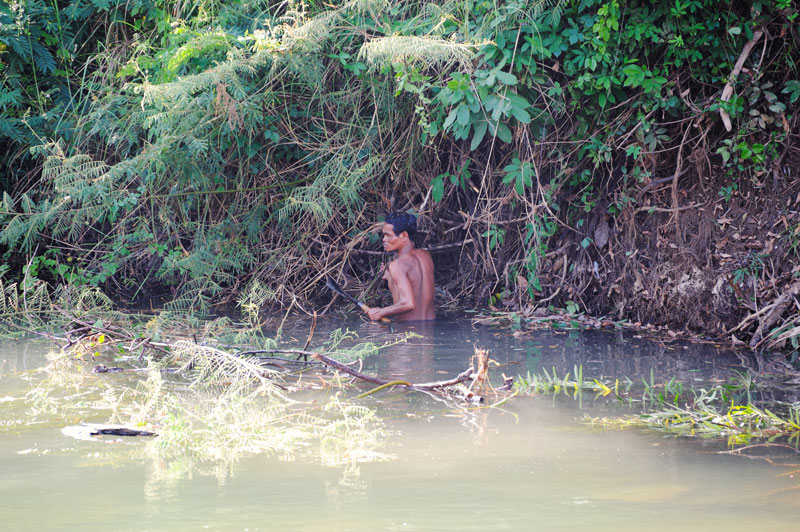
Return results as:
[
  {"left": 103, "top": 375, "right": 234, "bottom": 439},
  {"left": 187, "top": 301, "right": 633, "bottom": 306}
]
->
[
  {"left": 431, "top": 174, "right": 444, "bottom": 203},
  {"left": 782, "top": 80, "right": 800, "bottom": 103},
  {"left": 456, "top": 103, "right": 469, "bottom": 126},
  {"left": 495, "top": 71, "right": 518, "bottom": 85},
  {"left": 622, "top": 64, "right": 645, "bottom": 87},
  {"left": 471, "top": 121, "right": 488, "bottom": 150},
  {"left": 769, "top": 102, "right": 787, "bottom": 113},
  {"left": 490, "top": 99, "right": 506, "bottom": 122},
  {"left": 510, "top": 104, "right": 531, "bottom": 124},
  {"left": 506, "top": 93, "right": 529, "bottom": 108},
  {"left": 625, "top": 144, "right": 642, "bottom": 158},
  {"left": 443, "top": 109, "right": 458, "bottom": 130},
  {"left": 522, "top": 166, "right": 533, "bottom": 188},
  {"left": 504, "top": 158, "right": 521, "bottom": 172},
  {"left": 483, "top": 94, "right": 499, "bottom": 113},
  {"left": 496, "top": 122, "right": 512, "bottom": 143},
  {"left": 515, "top": 177, "right": 525, "bottom": 195}
]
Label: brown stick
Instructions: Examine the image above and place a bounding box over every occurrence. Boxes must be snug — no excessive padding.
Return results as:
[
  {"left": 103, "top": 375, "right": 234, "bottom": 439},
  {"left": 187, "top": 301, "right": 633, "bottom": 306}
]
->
[
  {"left": 726, "top": 281, "right": 800, "bottom": 342},
  {"left": 302, "top": 311, "right": 317, "bottom": 351},
  {"left": 719, "top": 29, "right": 765, "bottom": 131},
  {"left": 750, "top": 281, "right": 800, "bottom": 347},
  {"left": 312, "top": 352, "right": 474, "bottom": 390},
  {"left": 336, "top": 239, "right": 474, "bottom": 255},
  {"left": 670, "top": 126, "right": 692, "bottom": 235},
  {"left": 237, "top": 348, "right": 318, "bottom": 357}
]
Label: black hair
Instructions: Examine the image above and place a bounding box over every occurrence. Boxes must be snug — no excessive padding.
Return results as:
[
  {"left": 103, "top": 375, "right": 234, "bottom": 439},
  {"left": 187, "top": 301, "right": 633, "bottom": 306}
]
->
[{"left": 385, "top": 211, "right": 417, "bottom": 239}]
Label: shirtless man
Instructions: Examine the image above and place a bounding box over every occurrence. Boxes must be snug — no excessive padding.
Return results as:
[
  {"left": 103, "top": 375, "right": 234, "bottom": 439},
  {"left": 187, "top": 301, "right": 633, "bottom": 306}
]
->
[{"left": 366, "top": 212, "right": 435, "bottom": 322}]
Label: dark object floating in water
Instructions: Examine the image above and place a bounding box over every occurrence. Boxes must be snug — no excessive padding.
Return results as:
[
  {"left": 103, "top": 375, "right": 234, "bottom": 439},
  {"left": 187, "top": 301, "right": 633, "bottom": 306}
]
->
[
  {"left": 93, "top": 364, "right": 125, "bottom": 373},
  {"left": 62, "top": 423, "right": 157, "bottom": 441},
  {"left": 94, "top": 427, "right": 156, "bottom": 436}
]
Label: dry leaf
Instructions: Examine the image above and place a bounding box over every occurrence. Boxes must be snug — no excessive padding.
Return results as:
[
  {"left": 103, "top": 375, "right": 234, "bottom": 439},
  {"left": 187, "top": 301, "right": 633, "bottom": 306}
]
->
[{"left": 594, "top": 219, "right": 610, "bottom": 249}]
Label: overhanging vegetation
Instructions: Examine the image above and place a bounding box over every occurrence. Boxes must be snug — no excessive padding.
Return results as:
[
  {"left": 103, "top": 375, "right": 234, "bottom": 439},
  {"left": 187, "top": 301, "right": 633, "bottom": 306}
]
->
[{"left": 1, "top": 1, "right": 799, "bottom": 353}]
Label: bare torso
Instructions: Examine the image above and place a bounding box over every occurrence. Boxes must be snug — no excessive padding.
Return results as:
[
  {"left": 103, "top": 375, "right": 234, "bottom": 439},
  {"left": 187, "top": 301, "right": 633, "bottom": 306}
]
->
[
  {"left": 383, "top": 248, "right": 435, "bottom": 321},
  {"left": 365, "top": 220, "right": 436, "bottom": 322}
]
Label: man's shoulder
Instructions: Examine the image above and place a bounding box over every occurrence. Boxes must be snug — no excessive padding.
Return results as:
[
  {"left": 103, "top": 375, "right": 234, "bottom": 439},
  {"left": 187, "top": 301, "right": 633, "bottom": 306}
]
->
[
  {"left": 410, "top": 248, "right": 433, "bottom": 265},
  {"left": 392, "top": 250, "right": 432, "bottom": 271},
  {"left": 391, "top": 252, "right": 423, "bottom": 270},
  {"left": 389, "top": 255, "right": 413, "bottom": 269}
]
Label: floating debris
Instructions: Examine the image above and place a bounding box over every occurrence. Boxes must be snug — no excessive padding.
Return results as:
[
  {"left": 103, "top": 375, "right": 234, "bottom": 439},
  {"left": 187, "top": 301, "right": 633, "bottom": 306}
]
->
[{"left": 62, "top": 424, "right": 157, "bottom": 441}]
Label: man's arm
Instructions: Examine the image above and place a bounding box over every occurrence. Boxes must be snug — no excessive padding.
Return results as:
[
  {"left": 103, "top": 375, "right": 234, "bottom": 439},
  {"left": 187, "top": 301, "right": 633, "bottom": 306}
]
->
[{"left": 366, "top": 262, "right": 416, "bottom": 320}]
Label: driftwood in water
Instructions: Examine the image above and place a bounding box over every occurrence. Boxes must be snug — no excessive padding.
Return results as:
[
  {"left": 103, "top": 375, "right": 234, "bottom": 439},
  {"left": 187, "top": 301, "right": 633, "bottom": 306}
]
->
[{"left": 313, "top": 352, "right": 474, "bottom": 391}]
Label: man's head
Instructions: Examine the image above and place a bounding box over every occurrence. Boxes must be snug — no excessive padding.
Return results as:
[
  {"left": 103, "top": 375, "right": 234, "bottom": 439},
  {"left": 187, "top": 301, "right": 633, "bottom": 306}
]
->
[{"left": 382, "top": 212, "right": 417, "bottom": 252}]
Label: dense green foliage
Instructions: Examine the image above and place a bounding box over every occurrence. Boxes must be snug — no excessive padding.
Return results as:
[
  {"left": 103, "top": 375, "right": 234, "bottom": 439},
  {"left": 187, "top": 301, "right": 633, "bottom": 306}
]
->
[{"left": 1, "top": 1, "right": 798, "bottom": 332}]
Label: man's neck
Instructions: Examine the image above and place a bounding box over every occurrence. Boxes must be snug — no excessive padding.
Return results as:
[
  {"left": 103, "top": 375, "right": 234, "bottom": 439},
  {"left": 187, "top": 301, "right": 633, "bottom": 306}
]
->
[{"left": 395, "top": 241, "right": 414, "bottom": 256}]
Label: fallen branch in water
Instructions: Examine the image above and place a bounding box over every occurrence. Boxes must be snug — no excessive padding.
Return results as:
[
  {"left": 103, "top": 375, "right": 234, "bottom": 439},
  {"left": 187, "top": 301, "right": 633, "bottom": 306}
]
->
[
  {"left": 313, "top": 352, "right": 474, "bottom": 391},
  {"left": 357, "top": 381, "right": 414, "bottom": 398},
  {"left": 237, "top": 348, "right": 317, "bottom": 358}
]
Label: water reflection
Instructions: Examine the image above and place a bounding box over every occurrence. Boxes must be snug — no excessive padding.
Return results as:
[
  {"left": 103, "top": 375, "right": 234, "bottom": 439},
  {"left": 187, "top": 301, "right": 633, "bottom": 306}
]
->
[
  {"left": 0, "top": 339, "right": 51, "bottom": 375},
  {"left": 358, "top": 320, "right": 436, "bottom": 382},
  {"left": 329, "top": 315, "right": 757, "bottom": 390},
  {"left": 2, "top": 317, "right": 799, "bottom": 531}
]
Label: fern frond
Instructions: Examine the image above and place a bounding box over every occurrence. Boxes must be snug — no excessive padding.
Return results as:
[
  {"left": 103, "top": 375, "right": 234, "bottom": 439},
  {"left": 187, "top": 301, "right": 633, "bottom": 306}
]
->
[
  {"left": 43, "top": 154, "right": 109, "bottom": 194},
  {"left": 281, "top": 11, "right": 340, "bottom": 53},
  {"left": 0, "top": 115, "right": 24, "bottom": 141},
  {"left": 169, "top": 340, "right": 285, "bottom": 397},
  {"left": 360, "top": 36, "right": 476, "bottom": 69},
  {"left": 30, "top": 40, "right": 56, "bottom": 74},
  {"left": 0, "top": 88, "right": 22, "bottom": 109},
  {"left": 278, "top": 184, "right": 334, "bottom": 226},
  {"left": 0, "top": 277, "right": 54, "bottom": 333},
  {"left": 52, "top": 284, "right": 114, "bottom": 313},
  {"left": 342, "top": 0, "right": 390, "bottom": 16},
  {"left": 238, "top": 279, "right": 275, "bottom": 326},
  {"left": 3, "top": 34, "right": 32, "bottom": 60}
]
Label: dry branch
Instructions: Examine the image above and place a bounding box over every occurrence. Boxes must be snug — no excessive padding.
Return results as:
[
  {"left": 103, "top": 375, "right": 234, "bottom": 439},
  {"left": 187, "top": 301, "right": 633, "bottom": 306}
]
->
[
  {"left": 728, "top": 281, "right": 800, "bottom": 346},
  {"left": 313, "top": 352, "right": 474, "bottom": 391},
  {"left": 719, "top": 29, "right": 765, "bottom": 131}
]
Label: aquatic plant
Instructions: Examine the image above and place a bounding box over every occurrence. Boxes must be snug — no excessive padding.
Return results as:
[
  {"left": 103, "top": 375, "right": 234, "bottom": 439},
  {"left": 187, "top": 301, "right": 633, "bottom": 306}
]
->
[
  {"left": 11, "top": 315, "right": 414, "bottom": 480},
  {"left": 514, "top": 363, "right": 800, "bottom": 447},
  {"left": 587, "top": 394, "right": 800, "bottom": 448},
  {"left": 515, "top": 364, "right": 617, "bottom": 399}
]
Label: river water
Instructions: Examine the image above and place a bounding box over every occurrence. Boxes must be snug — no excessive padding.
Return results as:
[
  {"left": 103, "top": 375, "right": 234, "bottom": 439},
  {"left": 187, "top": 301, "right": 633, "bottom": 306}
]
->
[{"left": 1, "top": 316, "right": 798, "bottom": 530}]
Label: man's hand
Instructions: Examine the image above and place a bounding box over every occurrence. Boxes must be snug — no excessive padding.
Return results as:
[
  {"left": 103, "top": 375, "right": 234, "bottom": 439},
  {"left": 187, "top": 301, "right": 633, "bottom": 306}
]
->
[{"left": 366, "top": 306, "right": 384, "bottom": 321}]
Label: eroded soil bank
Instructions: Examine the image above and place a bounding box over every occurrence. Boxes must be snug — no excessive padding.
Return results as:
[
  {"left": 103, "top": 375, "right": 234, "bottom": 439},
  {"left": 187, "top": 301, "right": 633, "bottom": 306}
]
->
[{"left": 444, "top": 165, "right": 800, "bottom": 358}]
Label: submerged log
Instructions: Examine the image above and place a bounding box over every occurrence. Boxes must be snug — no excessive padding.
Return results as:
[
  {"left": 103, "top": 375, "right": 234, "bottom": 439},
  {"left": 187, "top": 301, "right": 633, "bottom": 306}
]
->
[{"left": 312, "top": 352, "right": 474, "bottom": 391}]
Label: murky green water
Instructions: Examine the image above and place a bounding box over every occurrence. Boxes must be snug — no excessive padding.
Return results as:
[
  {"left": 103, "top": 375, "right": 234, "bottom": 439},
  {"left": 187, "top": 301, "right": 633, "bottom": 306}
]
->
[{"left": 2, "top": 317, "right": 798, "bottom": 530}]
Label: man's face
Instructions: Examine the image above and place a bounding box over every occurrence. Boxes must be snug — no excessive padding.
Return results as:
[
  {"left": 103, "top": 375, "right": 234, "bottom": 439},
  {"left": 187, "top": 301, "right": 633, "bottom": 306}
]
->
[{"left": 381, "top": 223, "right": 404, "bottom": 252}]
